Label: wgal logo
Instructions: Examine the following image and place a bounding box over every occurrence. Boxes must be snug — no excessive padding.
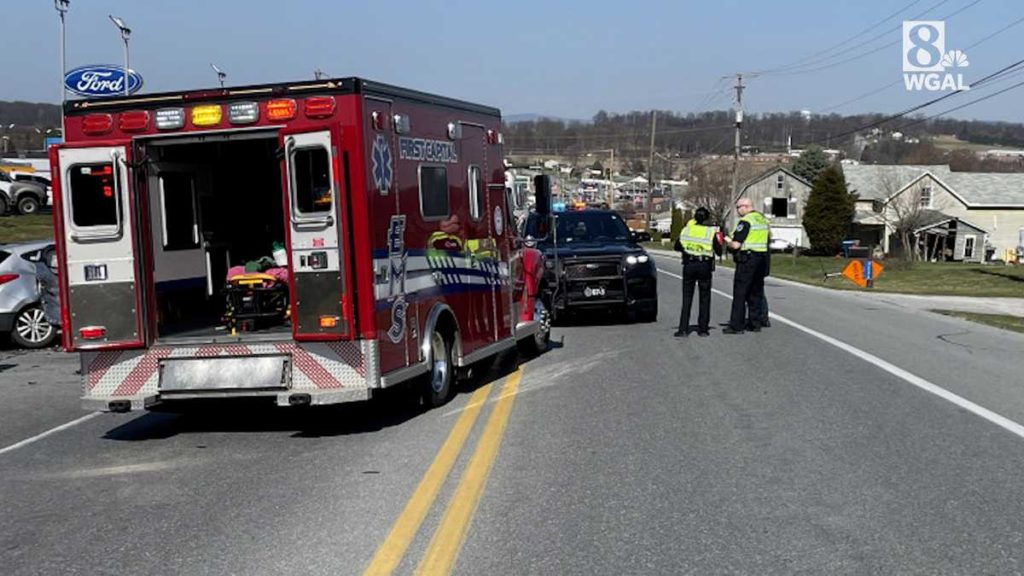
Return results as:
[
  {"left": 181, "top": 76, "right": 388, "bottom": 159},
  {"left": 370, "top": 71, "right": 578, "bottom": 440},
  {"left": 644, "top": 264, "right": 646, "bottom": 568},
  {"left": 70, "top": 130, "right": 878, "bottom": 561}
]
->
[{"left": 903, "top": 21, "right": 970, "bottom": 91}]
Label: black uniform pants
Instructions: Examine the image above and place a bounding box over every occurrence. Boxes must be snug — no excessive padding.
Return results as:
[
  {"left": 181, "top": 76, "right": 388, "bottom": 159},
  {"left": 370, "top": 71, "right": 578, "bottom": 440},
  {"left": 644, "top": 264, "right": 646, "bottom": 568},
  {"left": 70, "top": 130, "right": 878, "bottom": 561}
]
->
[
  {"left": 679, "top": 260, "right": 713, "bottom": 333},
  {"left": 729, "top": 252, "right": 767, "bottom": 330}
]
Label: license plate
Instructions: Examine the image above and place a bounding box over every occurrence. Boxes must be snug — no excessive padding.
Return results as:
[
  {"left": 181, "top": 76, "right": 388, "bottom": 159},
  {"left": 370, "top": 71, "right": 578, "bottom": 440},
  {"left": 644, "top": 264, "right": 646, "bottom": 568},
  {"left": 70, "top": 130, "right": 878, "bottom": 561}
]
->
[{"left": 584, "top": 286, "right": 606, "bottom": 297}]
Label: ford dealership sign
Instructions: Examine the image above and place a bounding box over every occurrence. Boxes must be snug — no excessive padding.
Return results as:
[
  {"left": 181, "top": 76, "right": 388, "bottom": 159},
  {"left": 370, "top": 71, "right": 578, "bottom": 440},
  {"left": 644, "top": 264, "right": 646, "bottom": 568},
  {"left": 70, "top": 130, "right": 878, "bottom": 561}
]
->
[{"left": 64, "top": 65, "right": 143, "bottom": 97}]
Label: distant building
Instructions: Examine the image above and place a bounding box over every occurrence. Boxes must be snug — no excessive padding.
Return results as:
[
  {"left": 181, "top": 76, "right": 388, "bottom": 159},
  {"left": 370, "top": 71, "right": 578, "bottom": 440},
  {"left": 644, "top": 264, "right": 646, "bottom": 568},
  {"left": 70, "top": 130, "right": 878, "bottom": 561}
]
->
[
  {"left": 738, "top": 166, "right": 814, "bottom": 248},
  {"left": 844, "top": 164, "right": 1024, "bottom": 262}
]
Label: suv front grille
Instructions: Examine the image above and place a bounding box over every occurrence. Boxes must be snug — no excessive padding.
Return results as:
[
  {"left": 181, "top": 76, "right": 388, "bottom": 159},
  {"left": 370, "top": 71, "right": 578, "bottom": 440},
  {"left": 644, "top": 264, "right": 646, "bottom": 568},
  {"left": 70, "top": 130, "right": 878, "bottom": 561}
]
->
[{"left": 564, "top": 260, "right": 621, "bottom": 280}]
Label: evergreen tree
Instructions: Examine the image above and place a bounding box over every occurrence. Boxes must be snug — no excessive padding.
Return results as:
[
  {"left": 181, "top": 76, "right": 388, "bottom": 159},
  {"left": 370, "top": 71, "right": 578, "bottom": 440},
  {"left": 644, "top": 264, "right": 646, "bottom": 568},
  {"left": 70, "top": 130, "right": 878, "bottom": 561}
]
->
[
  {"left": 670, "top": 206, "right": 684, "bottom": 241},
  {"left": 802, "top": 166, "right": 855, "bottom": 255},
  {"left": 791, "top": 145, "right": 831, "bottom": 184}
]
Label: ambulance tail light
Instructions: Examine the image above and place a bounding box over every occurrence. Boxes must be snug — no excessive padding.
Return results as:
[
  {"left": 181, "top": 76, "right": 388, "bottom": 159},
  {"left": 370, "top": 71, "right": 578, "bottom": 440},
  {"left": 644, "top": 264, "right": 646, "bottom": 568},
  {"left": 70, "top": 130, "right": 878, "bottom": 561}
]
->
[
  {"left": 156, "top": 108, "right": 186, "bottom": 130},
  {"left": 487, "top": 129, "right": 502, "bottom": 145},
  {"left": 79, "top": 326, "right": 106, "bottom": 340},
  {"left": 228, "top": 102, "right": 260, "bottom": 124},
  {"left": 191, "top": 105, "right": 223, "bottom": 127},
  {"left": 82, "top": 114, "right": 113, "bottom": 135},
  {"left": 304, "top": 96, "right": 336, "bottom": 119},
  {"left": 266, "top": 99, "right": 297, "bottom": 121},
  {"left": 118, "top": 111, "right": 150, "bottom": 132},
  {"left": 319, "top": 315, "right": 340, "bottom": 329}
]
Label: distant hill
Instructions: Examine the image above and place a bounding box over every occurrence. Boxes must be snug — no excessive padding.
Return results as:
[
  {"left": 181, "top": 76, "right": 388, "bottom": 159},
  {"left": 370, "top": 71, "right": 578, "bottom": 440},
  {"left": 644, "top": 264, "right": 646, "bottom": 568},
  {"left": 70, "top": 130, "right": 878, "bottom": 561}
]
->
[
  {"left": 0, "top": 101, "right": 61, "bottom": 128},
  {"left": 505, "top": 113, "right": 587, "bottom": 124}
]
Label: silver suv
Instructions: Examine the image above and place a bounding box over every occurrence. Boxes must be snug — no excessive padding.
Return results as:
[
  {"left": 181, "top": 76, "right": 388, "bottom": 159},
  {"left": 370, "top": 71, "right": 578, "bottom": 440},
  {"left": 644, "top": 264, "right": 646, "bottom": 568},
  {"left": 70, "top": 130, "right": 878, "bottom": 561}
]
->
[{"left": 0, "top": 241, "right": 58, "bottom": 348}]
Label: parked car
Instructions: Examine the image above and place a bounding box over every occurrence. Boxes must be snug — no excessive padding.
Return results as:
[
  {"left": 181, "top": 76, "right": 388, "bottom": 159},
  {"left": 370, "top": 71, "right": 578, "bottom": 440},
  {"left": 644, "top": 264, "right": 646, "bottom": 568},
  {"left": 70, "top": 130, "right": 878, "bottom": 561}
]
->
[
  {"left": 0, "top": 171, "right": 47, "bottom": 215},
  {"left": 0, "top": 242, "right": 59, "bottom": 348},
  {"left": 12, "top": 173, "right": 52, "bottom": 207},
  {"left": 769, "top": 237, "right": 795, "bottom": 252}
]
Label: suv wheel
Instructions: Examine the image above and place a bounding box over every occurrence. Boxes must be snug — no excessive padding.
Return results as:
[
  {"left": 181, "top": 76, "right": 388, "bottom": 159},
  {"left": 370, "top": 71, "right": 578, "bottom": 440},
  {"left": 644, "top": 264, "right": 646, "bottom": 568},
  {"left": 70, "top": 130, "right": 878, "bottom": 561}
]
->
[
  {"left": 16, "top": 195, "right": 40, "bottom": 215},
  {"left": 11, "top": 306, "right": 56, "bottom": 349}
]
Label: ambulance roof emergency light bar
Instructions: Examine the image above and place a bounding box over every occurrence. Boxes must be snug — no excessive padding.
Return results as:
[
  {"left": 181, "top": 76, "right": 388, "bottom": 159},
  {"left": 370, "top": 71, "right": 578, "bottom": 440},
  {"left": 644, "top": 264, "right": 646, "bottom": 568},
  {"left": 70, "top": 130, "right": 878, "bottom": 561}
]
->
[{"left": 108, "top": 14, "right": 131, "bottom": 97}]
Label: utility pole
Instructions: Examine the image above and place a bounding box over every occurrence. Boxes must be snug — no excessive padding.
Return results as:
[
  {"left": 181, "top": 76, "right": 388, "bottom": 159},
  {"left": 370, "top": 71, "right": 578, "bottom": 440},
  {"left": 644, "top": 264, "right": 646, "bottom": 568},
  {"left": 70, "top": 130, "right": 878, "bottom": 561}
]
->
[
  {"left": 646, "top": 110, "right": 657, "bottom": 227},
  {"left": 730, "top": 74, "right": 745, "bottom": 226}
]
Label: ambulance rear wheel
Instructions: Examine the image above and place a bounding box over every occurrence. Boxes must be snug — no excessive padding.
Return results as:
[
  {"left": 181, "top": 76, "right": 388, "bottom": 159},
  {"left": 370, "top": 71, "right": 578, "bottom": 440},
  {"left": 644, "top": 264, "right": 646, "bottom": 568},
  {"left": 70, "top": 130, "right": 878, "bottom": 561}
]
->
[
  {"left": 517, "top": 298, "right": 550, "bottom": 357},
  {"left": 422, "top": 330, "right": 453, "bottom": 408}
]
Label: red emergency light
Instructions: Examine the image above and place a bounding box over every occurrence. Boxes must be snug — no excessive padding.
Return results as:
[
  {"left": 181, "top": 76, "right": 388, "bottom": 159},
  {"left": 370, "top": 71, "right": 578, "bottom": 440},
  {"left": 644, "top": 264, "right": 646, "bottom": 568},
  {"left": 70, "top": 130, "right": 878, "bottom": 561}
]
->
[
  {"left": 304, "top": 96, "right": 336, "bottom": 119},
  {"left": 79, "top": 326, "right": 107, "bottom": 340},
  {"left": 118, "top": 111, "right": 150, "bottom": 132},
  {"left": 82, "top": 114, "right": 114, "bottom": 135},
  {"left": 266, "top": 99, "right": 297, "bottom": 121}
]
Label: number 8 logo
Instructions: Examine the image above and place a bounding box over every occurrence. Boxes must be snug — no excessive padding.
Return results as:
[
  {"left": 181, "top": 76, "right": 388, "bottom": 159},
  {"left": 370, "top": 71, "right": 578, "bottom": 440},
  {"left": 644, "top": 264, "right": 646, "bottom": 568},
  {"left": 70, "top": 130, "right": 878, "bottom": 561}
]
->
[{"left": 907, "top": 23, "right": 942, "bottom": 68}]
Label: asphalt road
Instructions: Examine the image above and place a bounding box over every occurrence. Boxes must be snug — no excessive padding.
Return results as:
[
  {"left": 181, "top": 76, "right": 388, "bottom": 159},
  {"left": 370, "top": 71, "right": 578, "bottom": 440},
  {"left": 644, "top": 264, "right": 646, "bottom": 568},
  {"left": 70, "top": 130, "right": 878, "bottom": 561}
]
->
[{"left": 3, "top": 253, "right": 1024, "bottom": 575}]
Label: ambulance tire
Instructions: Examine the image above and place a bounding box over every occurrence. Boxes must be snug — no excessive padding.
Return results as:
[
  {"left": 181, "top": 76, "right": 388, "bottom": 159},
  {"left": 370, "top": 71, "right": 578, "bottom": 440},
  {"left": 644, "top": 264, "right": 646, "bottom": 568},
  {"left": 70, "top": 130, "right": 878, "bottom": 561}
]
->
[
  {"left": 517, "top": 298, "right": 550, "bottom": 357},
  {"left": 422, "top": 329, "right": 454, "bottom": 408}
]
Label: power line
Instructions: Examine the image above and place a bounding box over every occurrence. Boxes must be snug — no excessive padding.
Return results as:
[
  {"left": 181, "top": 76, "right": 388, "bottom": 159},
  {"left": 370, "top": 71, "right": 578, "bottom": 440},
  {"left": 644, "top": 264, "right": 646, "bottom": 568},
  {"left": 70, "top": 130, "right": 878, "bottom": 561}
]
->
[
  {"left": 795, "top": 55, "right": 1024, "bottom": 146},
  {"left": 504, "top": 123, "right": 733, "bottom": 142},
  {"left": 752, "top": 0, "right": 927, "bottom": 76},
  {"left": 818, "top": 11, "right": 1024, "bottom": 113},
  {"left": 759, "top": 0, "right": 981, "bottom": 78},
  {"left": 896, "top": 76, "right": 1024, "bottom": 130}
]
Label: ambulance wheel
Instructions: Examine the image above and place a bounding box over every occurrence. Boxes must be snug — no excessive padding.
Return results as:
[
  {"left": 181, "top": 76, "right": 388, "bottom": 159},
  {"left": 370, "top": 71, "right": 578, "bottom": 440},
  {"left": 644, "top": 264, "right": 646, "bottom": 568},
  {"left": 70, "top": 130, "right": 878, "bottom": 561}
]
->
[
  {"left": 517, "top": 298, "right": 550, "bottom": 357},
  {"left": 422, "top": 330, "right": 454, "bottom": 408}
]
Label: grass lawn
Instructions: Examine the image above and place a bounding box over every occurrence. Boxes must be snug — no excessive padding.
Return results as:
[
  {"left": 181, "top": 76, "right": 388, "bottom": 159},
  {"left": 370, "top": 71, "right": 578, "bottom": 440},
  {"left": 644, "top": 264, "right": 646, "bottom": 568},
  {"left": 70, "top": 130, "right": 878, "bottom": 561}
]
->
[
  {"left": 759, "top": 255, "right": 1024, "bottom": 297},
  {"left": 646, "top": 245, "right": 1024, "bottom": 298},
  {"left": 0, "top": 213, "right": 55, "bottom": 244},
  {"left": 933, "top": 310, "right": 1024, "bottom": 334}
]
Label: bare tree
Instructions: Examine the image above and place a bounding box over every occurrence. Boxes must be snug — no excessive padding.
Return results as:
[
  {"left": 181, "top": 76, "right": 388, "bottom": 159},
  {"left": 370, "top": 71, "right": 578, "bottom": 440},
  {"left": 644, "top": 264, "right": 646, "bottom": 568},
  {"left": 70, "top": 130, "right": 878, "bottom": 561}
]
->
[
  {"left": 685, "top": 160, "right": 734, "bottom": 226},
  {"left": 876, "top": 170, "right": 948, "bottom": 265}
]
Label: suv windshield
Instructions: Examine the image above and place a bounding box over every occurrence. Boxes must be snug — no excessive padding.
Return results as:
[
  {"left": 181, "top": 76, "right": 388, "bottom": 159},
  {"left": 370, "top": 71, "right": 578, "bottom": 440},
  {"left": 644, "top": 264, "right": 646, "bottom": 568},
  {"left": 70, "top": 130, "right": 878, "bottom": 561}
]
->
[{"left": 525, "top": 211, "right": 631, "bottom": 245}]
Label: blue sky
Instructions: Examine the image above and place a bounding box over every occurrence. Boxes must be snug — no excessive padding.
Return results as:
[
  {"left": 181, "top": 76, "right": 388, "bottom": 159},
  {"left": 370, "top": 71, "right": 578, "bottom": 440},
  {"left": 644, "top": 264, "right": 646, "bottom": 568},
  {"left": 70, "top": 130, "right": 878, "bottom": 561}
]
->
[{"left": 4, "top": 0, "right": 1022, "bottom": 122}]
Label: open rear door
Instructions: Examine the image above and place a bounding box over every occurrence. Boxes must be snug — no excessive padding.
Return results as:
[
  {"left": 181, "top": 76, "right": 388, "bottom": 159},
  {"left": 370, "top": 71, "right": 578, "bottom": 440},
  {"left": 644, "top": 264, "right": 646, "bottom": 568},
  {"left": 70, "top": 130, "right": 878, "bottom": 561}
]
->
[
  {"left": 280, "top": 128, "right": 352, "bottom": 339},
  {"left": 52, "top": 145, "right": 145, "bottom": 350}
]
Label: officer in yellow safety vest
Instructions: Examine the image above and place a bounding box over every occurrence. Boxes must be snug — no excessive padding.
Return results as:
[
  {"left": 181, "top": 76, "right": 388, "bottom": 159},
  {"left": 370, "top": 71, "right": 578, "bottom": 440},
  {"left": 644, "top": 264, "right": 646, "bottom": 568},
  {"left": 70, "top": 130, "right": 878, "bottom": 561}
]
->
[
  {"left": 673, "top": 207, "right": 723, "bottom": 337},
  {"left": 723, "top": 197, "right": 770, "bottom": 334}
]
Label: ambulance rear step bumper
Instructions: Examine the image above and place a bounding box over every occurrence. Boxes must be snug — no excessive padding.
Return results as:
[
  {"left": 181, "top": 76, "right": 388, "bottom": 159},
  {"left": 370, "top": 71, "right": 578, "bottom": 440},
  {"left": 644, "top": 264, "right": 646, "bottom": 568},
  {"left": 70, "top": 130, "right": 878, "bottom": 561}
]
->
[{"left": 85, "top": 387, "right": 373, "bottom": 412}]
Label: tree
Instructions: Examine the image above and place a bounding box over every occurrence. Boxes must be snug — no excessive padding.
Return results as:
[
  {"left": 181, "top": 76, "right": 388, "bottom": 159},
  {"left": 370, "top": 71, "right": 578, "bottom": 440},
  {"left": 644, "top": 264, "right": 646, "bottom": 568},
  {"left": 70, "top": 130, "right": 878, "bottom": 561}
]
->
[
  {"left": 590, "top": 159, "right": 604, "bottom": 173},
  {"left": 802, "top": 165, "right": 855, "bottom": 255},
  {"left": 669, "top": 206, "right": 684, "bottom": 242},
  {"left": 791, "top": 145, "right": 831, "bottom": 184},
  {"left": 685, "top": 160, "right": 733, "bottom": 226}
]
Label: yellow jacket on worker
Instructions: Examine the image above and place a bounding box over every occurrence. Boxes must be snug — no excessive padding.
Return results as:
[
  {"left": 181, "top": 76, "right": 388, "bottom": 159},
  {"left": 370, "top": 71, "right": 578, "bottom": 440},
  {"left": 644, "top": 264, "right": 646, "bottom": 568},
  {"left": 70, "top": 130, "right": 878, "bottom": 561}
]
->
[
  {"left": 678, "top": 219, "right": 718, "bottom": 257},
  {"left": 739, "top": 212, "right": 769, "bottom": 252}
]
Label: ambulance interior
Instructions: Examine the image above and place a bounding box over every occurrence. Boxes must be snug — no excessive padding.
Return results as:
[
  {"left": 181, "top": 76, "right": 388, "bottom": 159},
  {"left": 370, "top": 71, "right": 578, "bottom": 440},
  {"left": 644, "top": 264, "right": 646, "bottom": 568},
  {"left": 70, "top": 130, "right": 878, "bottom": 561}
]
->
[{"left": 146, "top": 134, "right": 291, "bottom": 340}]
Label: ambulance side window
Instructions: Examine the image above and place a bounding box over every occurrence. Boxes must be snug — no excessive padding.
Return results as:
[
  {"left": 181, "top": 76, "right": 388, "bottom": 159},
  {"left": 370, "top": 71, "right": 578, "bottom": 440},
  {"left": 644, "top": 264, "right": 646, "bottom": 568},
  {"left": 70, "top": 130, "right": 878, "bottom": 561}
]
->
[
  {"left": 468, "top": 166, "right": 484, "bottom": 221},
  {"left": 292, "top": 147, "right": 332, "bottom": 214},
  {"left": 419, "top": 166, "right": 448, "bottom": 220},
  {"left": 68, "top": 163, "right": 118, "bottom": 228}
]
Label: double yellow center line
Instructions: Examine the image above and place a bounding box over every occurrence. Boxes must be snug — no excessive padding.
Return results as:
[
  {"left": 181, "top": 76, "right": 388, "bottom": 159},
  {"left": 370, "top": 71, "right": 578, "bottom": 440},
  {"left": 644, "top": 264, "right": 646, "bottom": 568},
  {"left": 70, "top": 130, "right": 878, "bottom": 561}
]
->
[{"left": 364, "top": 367, "right": 524, "bottom": 576}]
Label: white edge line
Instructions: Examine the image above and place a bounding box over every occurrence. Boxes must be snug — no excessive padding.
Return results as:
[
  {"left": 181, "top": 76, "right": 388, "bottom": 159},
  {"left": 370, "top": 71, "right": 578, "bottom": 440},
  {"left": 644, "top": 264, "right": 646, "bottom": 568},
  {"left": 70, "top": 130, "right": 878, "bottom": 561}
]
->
[
  {"left": 0, "top": 412, "right": 101, "bottom": 457},
  {"left": 657, "top": 268, "right": 1024, "bottom": 440}
]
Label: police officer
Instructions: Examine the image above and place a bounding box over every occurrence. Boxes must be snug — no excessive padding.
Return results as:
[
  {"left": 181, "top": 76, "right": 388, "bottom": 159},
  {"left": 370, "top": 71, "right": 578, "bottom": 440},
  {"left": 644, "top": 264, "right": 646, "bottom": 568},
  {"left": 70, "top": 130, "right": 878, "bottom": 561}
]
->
[
  {"left": 674, "top": 207, "right": 722, "bottom": 337},
  {"left": 723, "top": 197, "right": 769, "bottom": 334}
]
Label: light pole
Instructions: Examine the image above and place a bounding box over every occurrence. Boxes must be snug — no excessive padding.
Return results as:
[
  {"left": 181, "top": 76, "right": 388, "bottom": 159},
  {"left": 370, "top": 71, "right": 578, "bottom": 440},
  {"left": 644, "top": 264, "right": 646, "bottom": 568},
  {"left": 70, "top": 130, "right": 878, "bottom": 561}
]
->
[
  {"left": 109, "top": 15, "right": 131, "bottom": 96},
  {"left": 211, "top": 63, "right": 226, "bottom": 88},
  {"left": 55, "top": 0, "right": 69, "bottom": 134}
]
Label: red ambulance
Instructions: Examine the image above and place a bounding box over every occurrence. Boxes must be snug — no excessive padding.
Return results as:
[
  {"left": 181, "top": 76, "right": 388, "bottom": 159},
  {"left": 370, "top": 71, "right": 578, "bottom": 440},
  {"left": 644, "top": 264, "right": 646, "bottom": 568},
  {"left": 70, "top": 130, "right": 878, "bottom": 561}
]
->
[{"left": 51, "top": 77, "right": 548, "bottom": 412}]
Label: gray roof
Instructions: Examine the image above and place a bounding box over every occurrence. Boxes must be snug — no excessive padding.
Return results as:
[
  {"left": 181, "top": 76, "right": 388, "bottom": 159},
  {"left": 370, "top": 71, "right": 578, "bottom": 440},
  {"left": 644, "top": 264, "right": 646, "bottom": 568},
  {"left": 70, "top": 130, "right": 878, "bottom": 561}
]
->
[
  {"left": 842, "top": 164, "right": 1024, "bottom": 206},
  {"left": 939, "top": 172, "right": 1024, "bottom": 206},
  {"left": 842, "top": 165, "right": 951, "bottom": 201}
]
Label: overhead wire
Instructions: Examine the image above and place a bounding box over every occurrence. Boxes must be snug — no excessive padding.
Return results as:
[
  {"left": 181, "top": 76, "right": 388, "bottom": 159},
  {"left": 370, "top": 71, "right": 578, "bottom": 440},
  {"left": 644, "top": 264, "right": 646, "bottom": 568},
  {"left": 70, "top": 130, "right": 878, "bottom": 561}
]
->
[{"left": 818, "top": 11, "right": 1024, "bottom": 112}]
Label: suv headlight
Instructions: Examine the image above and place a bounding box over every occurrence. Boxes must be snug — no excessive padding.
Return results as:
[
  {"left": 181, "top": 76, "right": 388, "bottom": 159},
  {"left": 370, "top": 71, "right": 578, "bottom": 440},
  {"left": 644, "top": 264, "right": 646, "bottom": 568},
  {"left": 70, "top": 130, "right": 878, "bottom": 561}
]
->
[{"left": 625, "top": 254, "right": 649, "bottom": 265}]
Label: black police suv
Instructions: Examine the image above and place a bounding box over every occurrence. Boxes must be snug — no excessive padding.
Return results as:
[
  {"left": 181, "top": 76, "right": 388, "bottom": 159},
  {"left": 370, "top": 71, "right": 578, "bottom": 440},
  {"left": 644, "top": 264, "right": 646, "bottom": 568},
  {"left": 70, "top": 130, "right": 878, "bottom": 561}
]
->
[{"left": 523, "top": 209, "right": 657, "bottom": 322}]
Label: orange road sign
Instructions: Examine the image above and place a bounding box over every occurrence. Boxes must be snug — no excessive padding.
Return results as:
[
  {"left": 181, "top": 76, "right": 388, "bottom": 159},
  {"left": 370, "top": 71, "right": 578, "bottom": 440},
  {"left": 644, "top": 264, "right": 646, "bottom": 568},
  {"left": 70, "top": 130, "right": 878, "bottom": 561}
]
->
[{"left": 842, "top": 259, "right": 884, "bottom": 288}]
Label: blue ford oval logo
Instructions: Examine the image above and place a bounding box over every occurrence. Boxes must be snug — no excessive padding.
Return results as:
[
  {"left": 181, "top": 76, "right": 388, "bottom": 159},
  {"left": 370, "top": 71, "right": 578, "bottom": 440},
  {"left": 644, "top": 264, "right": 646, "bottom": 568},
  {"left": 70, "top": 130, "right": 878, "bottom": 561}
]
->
[{"left": 64, "top": 65, "right": 143, "bottom": 97}]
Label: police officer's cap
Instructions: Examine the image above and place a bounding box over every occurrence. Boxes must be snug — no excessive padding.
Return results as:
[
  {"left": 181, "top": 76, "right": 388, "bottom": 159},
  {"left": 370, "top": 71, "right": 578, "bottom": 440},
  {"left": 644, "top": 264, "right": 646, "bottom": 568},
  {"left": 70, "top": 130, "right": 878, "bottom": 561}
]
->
[{"left": 694, "top": 207, "right": 711, "bottom": 223}]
